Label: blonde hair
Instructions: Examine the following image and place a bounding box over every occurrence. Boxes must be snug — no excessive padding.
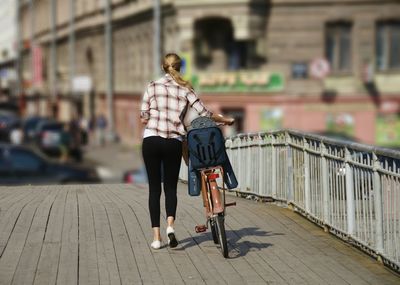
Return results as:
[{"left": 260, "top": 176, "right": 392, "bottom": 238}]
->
[{"left": 162, "top": 53, "right": 193, "bottom": 90}]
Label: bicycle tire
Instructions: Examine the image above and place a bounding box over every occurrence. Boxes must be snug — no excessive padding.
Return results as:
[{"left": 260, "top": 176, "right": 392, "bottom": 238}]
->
[
  {"left": 215, "top": 214, "right": 228, "bottom": 258},
  {"left": 210, "top": 219, "right": 219, "bottom": 244}
]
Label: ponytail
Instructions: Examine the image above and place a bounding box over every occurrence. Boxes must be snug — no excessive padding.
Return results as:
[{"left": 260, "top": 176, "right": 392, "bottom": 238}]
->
[
  {"left": 168, "top": 67, "right": 194, "bottom": 91},
  {"left": 162, "top": 53, "right": 194, "bottom": 91}
]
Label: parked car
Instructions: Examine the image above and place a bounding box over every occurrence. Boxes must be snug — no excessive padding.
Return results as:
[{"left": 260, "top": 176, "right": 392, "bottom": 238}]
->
[
  {"left": 0, "top": 114, "right": 20, "bottom": 142},
  {"left": 0, "top": 143, "right": 100, "bottom": 185},
  {"left": 34, "top": 120, "right": 83, "bottom": 162},
  {"left": 22, "top": 116, "right": 48, "bottom": 143},
  {"left": 123, "top": 166, "right": 148, "bottom": 184}
]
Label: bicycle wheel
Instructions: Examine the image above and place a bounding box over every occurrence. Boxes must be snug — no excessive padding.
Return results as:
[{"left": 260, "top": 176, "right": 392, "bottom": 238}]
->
[
  {"left": 215, "top": 214, "right": 228, "bottom": 258},
  {"left": 210, "top": 219, "right": 219, "bottom": 244}
]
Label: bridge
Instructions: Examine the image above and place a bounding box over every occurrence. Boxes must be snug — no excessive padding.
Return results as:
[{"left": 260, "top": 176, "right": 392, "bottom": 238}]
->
[
  {"left": 0, "top": 183, "right": 398, "bottom": 284},
  {"left": 0, "top": 130, "right": 399, "bottom": 284}
]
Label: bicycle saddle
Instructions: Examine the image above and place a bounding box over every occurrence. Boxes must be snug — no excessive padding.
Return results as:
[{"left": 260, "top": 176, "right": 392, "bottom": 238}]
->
[{"left": 190, "top": 116, "right": 216, "bottom": 129}]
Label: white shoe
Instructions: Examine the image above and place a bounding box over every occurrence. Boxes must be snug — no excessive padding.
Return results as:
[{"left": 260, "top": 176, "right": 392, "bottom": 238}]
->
[
  {"left": 166, "top": 226, "right": 178, "bottom": 248},
  {"left": 151, "top": 240, "right": 161, "bottom": 249}
]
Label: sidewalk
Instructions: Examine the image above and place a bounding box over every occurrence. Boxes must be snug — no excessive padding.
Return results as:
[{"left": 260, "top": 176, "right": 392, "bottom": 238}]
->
[{"left": 83, "top": 142, "right": 143, "bottom": 183}]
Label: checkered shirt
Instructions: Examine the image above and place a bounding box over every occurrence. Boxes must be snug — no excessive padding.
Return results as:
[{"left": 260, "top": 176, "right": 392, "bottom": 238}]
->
[{"left": 141, "top": 74, "right": 212, "bottom": 139}]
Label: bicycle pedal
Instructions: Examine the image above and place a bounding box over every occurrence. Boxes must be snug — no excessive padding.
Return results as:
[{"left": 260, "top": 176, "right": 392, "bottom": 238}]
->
[{"left": 195, "top": 225, "right": 207, "bottom": 233}]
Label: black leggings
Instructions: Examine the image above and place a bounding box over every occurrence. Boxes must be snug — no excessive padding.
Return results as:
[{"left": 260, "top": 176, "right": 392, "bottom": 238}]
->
[{"left": 142, "top": 136, "right": 182, "bottom": 228}]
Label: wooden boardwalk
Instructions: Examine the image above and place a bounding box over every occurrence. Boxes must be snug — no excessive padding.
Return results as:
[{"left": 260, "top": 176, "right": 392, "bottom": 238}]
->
[{"left": 0, "top": 183, "right": 398, "bottom": 285}]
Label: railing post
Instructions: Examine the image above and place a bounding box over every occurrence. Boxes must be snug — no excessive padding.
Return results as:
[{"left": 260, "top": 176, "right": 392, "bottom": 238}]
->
[
  {"left": 237, "top": 137, "right": 243, "bottom": 191},
  {"left": 271, "top": 135, "right": 277, "bottom": 199},
  {"left": 246, "top": 135, "right": 252, "bottom": 192},
  {"left": 372, "top": 152, "right": 384, "bottom": 255},
  {"left": 345, "top": 148, "right": 355, "bottom": 236},
  {"left": 258, "top": 134, "right": 266, "bottom": 197},
  {"left": 303, "top": 138, "right": 311, "bottom": 213},
  {"left": 321, "top": 142, "right": 330, "bottom": 227},
  {"left": 286, "top": 132, "right": 294, "bottom": 203}
]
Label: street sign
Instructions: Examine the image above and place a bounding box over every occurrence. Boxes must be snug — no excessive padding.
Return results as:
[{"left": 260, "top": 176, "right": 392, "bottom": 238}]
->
[
  {"left": 310, "top": 58, "right": 330, "bottom": 79},
  {"left": 72, "top": 76, "right": 92, "bottom": 93}
]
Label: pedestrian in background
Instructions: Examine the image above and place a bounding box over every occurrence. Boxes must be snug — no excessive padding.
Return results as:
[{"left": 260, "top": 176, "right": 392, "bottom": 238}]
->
[
  {"left": 140, "top": 53, "right": 233, "bottom": 250},
  {"left": 95, "top": 113, "right": 108, "bottom": 146},
  {"left": 9, "top": 123, "right": 23, "bottom": 145},
  {"left": 59, "top": 123, "right": 71, "bottom": 163}
]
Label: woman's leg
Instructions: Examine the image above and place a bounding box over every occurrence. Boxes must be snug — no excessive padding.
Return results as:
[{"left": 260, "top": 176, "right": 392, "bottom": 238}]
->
[
  {"left": 162, "top": 138, "right": 182, "bottom": 226},
  {"left": 142, "top": 137, "right": 163, "bottom": 240}
]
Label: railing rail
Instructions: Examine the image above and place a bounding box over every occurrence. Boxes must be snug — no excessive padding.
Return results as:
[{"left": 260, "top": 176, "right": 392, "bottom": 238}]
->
[{"left": 179, "top": 129, "right": 400, "bottom": 272}]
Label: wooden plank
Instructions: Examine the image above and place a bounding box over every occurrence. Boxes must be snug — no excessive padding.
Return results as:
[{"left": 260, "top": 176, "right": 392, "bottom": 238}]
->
[
  {"left": 0, "top": 183, "right": 399, "bottom": 285},
  {"left": 0, "top": 188, "right": 49, "bottom": 285},
  {"left": 222, "top": 213, "right": 296, "bottom": 284},
  {"left": 33, "top": 188, "right": 68, "bottom": 285},
  {"left": 104, "top": 184, "right": 183, "bottom": 284},
  {"left": 235, "top": 200, "right": 351, "bottom": 284},
  {"left": 276, "top": 205, "right": 400, "bottom": 284},
  {"left": 178, "top": 199, "right": 247, "bottom": 284},
  {"left": 76, "top": 186, "right": 99, "bottom": 285},
  {"left": 93, "top": 186, "right": 142, "bottom": 285},
  {"left": 222, "top": 202, "right": 310, "bottom": 284},
  {"left": 56, "top": 188, "right": 79, "bottom": 285},
  {"left": 85, "top": 186, "right": 121, "bottom": 285},
  {"left": 99, "top": 184, "right": 165, "bottom": 284},
  {"left": 11, "top": 188, "right": 60, "bottom": 285},
  {"left": 106, "top": 184, "right": 190, "bottom": 285},
  {"left": 106, "top": 186, "right": 205, "bottom": 285},
  {"left": 0, "top": 188, "right": 41, "bottom": 256},
  {"left": 176, "top": 189, "right": 247, "bottom": 285}
]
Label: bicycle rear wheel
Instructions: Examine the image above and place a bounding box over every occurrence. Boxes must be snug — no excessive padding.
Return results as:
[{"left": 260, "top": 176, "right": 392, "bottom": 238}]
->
[
  {"left": 215, "top": 214, "right": 228, "bottom": 258},
  {"left": 210, "top": 219, "right": 219, "bottom": 244}
]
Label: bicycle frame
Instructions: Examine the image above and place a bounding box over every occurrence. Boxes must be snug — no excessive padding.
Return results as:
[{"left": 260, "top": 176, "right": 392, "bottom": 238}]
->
[{"left": 194, "top": 165, "right": 236, "bottom": 258}]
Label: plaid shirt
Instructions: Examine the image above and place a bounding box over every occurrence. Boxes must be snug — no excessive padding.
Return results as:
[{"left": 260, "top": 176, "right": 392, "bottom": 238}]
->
[{"left": 141, "top": 74, "right": 212, "bottom": 139}]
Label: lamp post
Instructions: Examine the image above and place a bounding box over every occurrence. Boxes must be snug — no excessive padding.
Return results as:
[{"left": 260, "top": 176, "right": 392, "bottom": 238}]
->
[
  {"left": 15, "top": 0, "right": 21, "bottom": 98},
  {"left": 50, "top": 0, "right": 57, "bottom": 117},
  {"left": 153, "top": 0, "right": 161, "bottom": 78},
  {"left": 69, "top": 0, "right": 75, "bottom": 97},
  {"left": 104, "top": 0, "right": 115, "bottom": 140}
]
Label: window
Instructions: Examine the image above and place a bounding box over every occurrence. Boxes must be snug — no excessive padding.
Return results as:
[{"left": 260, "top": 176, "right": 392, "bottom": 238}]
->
[
  {"left": 376, "top": 21, "right": 400, "bottom": 71},
  {"left": 193, "top": 18, "right": 264, "bottom": 71},
  {"left": 325, "top": 22, "right": 352, "bottom": 73},
  {"left": 9, "top": 149, "right": 43, "bottom": 172}
]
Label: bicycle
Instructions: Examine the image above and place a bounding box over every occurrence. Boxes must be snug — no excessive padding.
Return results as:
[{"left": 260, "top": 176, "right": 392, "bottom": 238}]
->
[
  {"left": 194, "top": 165, "right": 236, "bottom": 258},
  {"left": 187, "top": 119, "right": 237, "bottom": 258}
]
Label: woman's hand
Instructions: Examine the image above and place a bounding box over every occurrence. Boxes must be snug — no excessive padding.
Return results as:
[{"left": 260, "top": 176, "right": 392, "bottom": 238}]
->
[
  {"left": 224, "top": 117, "right": 235, "bottom": 126},
  {"left": 211, "top": 114, "right": 235, "bottom": 126},
  {"left": 141, "top": 118, "right": 149, "bottom": 125}
]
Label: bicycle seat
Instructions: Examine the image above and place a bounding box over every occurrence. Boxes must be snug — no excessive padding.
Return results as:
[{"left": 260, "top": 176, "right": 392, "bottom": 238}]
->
[{"left": 190, "top": 116, "right": 216, "bottom": 130}]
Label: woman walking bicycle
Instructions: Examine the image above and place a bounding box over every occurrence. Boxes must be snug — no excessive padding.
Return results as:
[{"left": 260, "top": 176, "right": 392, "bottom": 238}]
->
[{"left": 140, "top": 53, "right": 233, "bottom": 249}]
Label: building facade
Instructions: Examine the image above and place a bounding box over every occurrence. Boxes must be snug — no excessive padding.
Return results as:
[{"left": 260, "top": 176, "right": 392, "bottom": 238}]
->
[
  {"left": 0, "top": 0, "right": 18, "bottom": 98},
  {"left": 18, "top": 0, "right": 400, "bottom": 146}
]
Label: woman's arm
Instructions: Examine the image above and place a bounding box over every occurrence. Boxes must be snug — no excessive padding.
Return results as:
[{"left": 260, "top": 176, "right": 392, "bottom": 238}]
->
[{"left": 140, "top": 87, "right": 151, "bottom": 125}]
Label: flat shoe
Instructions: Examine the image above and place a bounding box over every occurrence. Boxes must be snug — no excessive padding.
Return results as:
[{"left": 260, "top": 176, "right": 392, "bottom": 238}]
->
[
  {"left": 166, "top": 226, "right": 178, "bottom": 248},
  {"left": 151, "top": 240, "right": 161, "bottom": 249}
]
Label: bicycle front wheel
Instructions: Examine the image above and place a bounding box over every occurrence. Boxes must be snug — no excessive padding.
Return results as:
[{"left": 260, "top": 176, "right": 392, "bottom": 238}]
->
[{"left": 215, "top": 214, "right": 228, "bottom": 258}]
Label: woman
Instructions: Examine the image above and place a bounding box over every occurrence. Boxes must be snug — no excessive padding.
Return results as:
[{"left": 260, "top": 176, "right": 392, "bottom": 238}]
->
[{"left": 140, "top": 53, "right": 233, "bottom": 249}]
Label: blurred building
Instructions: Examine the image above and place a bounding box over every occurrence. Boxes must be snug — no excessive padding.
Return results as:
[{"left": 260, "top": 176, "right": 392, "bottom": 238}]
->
[
  {"left": 0, "top": 0, "right": 18, "bottom": 100},
  {"left": 18, "top": 0, "right": 400, "bottom": 146}
]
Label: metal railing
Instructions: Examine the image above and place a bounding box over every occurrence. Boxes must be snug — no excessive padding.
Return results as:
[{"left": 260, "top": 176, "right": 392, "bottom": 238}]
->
[{"left": 179, "top": 129, "right": 400, "bottom": 272}]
